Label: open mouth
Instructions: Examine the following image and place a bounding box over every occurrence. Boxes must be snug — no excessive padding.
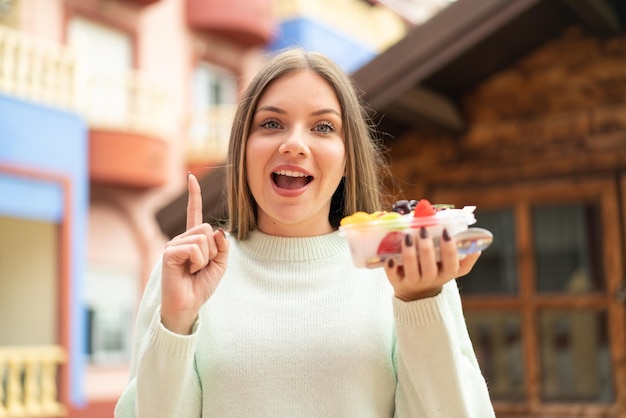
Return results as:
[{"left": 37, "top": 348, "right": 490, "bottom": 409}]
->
[{"left": 272, "top": 170, "right": 313, "bottom": 190}]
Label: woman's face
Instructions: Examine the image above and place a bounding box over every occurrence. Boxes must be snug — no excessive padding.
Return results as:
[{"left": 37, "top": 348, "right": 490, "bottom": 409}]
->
[{"left": 246, "top": 70, "right": 346, "bottom": 237}]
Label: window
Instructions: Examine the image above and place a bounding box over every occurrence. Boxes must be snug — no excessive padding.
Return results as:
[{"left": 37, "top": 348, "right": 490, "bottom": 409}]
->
[
  {"left": 67, "top": 16, "right": 133, "bottom": 127},
  {"left": 461, "top": 209, "right": 518, "bottom": 295},
  {"left": 192, "top": 62, "right": 237, "bottom": 110},
  {"left": 85, "top": 264, "right": 138, "bottom": 364},
  {"left": 188, "top": 62, "right": 237, "bottom": 161},
  {"left": 433, "top": 177, "right": 625, "bottom": 415}
]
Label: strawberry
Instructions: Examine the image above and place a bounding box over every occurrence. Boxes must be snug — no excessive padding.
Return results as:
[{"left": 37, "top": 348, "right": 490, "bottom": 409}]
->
[
  {"left": 413, "top": 199, "right": 436, "bottom": 217},
  {"left": 377, "top": 231, "right": 404, "bottom": 255}
]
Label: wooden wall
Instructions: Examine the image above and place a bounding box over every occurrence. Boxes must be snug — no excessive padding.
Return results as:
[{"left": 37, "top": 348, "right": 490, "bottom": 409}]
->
[{"left": 386, "top": 26, "right": 626, "bottom": 199}]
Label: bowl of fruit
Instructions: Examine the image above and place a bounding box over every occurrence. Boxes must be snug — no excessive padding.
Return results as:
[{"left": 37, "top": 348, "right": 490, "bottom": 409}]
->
[{"left": 339, "top": 199, "right": 493, "bottom": 268}]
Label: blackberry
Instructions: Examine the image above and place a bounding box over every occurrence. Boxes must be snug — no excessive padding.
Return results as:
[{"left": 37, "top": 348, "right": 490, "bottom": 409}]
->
[{"left": 391, "top": 199, "right": 413, "bottom": 215}]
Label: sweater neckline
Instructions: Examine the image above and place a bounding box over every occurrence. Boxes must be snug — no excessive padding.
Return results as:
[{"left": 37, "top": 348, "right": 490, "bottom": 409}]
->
[{"left": 239, "top": 230, "right": 348, "bottom": 262}]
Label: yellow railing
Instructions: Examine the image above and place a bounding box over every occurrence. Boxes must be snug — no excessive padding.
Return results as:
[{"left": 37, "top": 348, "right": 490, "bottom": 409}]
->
[
  {"left": 79, "top": 70, "right": 171, "bottom": 137},
  {"left": 0, "top": 25, "right": 75, "bottom": 110},
  {"left": 0, "top": 345, "right": 67, "bottom": 418},
  {"left": 186, "top": 105, "right": 236, "bottom": 163}
]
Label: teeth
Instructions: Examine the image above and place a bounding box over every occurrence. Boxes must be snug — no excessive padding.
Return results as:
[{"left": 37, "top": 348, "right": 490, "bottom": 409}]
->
[{"left": 274, "top": 170, "right": 309, "bottom": 177}]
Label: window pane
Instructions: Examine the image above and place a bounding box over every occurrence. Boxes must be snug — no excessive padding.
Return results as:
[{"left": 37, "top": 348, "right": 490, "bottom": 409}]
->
[
  {"left": 538, "top": 310, "right": 613, "bottom": 403},
  {"left": 460, "top": 209, "right": 518, "bottom": 295},
  {"left": 189, "top": 62, "right": 237, "bottom": 158},
  {"left": 68, "top": 17, "right": 133, "bottom": 126},
  {"left": 192, "top": 62, "right": 237, "bottom": 109},
  {"left": 85, "top": 264, "right": 138, "bottom": 365},
  {"left": 532, "top": 203, "right": 604, "bottom": 293},
  {"left": 466, "top": 311, "right": 525, "bottom": 401}
]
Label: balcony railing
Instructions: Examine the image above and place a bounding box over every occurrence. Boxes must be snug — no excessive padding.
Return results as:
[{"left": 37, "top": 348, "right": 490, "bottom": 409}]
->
[
  {"left": 0, "top": 345, "right": 67, "bottom": 418},
  {"left": 0, "top": 25, "right": 171, "bottom": 138},
  {"left": 0, "top": 25, "right": 75, "bottom": 110},
  {"left": 81, "top": 70, "right": 171, "bottom": 188},
  {"left": 187, "top": 105, "right": 236, "bottom": 164},
  {"left": 0, "top": 24, "right": 172, "bottom": 188}
]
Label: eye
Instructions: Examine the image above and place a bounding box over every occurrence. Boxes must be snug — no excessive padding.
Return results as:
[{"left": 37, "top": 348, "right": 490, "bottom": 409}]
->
[
  {"left": 313, "top": 120, "right": 335, "bottom": 134},
  {"left": 260, "top": 119, "right": 282, "bottom": 130}
]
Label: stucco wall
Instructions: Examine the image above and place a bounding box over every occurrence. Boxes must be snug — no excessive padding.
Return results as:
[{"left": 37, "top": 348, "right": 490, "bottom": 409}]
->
[{"left": 0, "top": 93, "right": 89, "bottom": 405}]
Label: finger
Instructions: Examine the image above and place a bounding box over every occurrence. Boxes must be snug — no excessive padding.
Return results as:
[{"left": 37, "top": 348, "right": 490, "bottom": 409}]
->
[
  {"left": 165, "top": 230, "right": 210, "bottom": 266},
  {"left": 163, "top": 243, "right": 208, "bottom": 274},
  {"left": 439, "top": 228, "right": 460, "bottom": 277},
  {"left": 188, "top": 244, "right": 209, "bottom": 274},
  {"left": 186, "top": 173, "right": 203, "bottom": 231},
  {"left": 457, "top": 251, "right": 481, "bottom": 278},
  {"left": 211, "top": 228, "right": 230, "bottom": 268},
  {"left": 384, "top": 257, "right": 400, "bottom": 285},
  {"left": 416, "top": 227, "right": 437, "bottom": 280},
  {"left": 400, "top": 232, "right": 419, "bottom": 281}
]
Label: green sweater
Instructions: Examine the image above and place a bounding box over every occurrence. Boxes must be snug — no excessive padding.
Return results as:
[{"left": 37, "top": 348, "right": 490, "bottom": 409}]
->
[{"left": 115, "top": 230, "right": 494, "bottom": 417}]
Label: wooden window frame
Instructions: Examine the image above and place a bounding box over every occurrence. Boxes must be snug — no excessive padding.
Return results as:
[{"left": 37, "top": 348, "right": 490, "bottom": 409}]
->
[{"left": 433, "top": 175, "right": 626, "bottom": 417}]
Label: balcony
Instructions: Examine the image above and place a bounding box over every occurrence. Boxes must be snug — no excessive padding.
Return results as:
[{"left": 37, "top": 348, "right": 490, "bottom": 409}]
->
[
  {"left": 186, "top": 105, "right": 235, "bottom": 176},
  {"left": 89, "top": 129, "right": 168, "bottom": 189},
  {"left": 0, "top": 25, "right": 171, "bottom": 189},
  {"left": 186, "top": 0, "right": 276, "bottom": 46},
  {"left": 0, "top": 345, "right": 67, "bottom": 417},
  {"left": 80, "top": 71, "right": 170, "bottom": 188},
  {"left": 0, "top": 25, "right": 75, "bottom": 110}
]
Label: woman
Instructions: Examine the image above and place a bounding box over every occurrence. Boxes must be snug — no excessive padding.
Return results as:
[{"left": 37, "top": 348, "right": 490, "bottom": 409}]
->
[{"left": 115, "top": 49, "right": 495, "bottom": 417}]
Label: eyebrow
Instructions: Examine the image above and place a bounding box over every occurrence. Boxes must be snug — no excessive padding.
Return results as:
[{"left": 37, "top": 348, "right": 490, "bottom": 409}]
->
[
  {"left": 255, "top": 105, "right": 341, "bottom": 118},
  {"left": 255, "top": 105, "right": 285, "bottom": 115}
]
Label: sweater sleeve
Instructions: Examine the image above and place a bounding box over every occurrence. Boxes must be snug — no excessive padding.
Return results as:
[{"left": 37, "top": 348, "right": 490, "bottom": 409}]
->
[
  {"left": 114, "top": 261, "right": 203, "bottom": 418},
  {"left": 392, "top": 280, "right": 495, "bottom": 418}
]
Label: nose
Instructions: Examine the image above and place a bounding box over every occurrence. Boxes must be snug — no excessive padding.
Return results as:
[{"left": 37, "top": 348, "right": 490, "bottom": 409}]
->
[{"left": 278, "top": 127, "right": 309, "bottom": 156}]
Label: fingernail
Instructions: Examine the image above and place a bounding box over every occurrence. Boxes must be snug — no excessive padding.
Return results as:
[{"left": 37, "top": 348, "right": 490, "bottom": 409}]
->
[
  {"left": 387, "top": 258, "right": 395, "bottom": 268},
  {"left": 187, "top": 171, "right": 192, "bottom": 178},
  {"left": 405, "top": 233, "right": 413, "bottom": 247},
  {"left": 442, "top": 228, "right": 451, "bottom": 242},
  {"left": 217, "top": 227, "right": 226, "bottom": 238},
  {"left": 420, "top": 227, "right": 428, "bottom": 239}
]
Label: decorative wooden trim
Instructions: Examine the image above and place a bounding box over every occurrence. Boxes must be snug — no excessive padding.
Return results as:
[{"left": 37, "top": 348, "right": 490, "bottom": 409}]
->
[
  {"left": 562, "top": 0, "right": 621, "bottom": 36},
  {"left": 353, "top": 0, "right": 541, "bottom": 106}
]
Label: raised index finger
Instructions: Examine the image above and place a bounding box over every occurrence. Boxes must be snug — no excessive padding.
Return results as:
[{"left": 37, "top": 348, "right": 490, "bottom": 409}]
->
[{"left": 186, "top": 173, "right": 203, "bottom": 230}]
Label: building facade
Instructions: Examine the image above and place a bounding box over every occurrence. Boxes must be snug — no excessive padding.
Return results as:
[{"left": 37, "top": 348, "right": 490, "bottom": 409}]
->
[
  {"left": 353, "top": 0, "right": 626, "bottom": 415},
  {"left": 0, "top": 0, "right": 407, "bottom": 416}
]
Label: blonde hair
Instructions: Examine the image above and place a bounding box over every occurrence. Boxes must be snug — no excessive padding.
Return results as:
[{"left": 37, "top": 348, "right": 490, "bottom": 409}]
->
[{"left": 226, "top": 49, "right": 387, "bottom": 240}]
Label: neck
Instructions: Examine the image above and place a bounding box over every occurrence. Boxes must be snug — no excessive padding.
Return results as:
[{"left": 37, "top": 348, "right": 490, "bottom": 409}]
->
[{"left": 256, "top": 219, "right": 335, "bottom": 237}]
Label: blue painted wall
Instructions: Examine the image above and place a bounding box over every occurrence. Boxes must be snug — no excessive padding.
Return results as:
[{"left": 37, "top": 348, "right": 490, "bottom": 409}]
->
[
  {"left": 268, "top": 17, "right": 376, "bottom": 74},
  {"left": 0, "top": 93, "right": 88, "bottom": 406}
]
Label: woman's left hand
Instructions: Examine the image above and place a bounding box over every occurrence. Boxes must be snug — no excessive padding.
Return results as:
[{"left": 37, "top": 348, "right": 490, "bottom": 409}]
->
[{"left": 383, "top": 227, "right": 481, "bottom": 301}]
